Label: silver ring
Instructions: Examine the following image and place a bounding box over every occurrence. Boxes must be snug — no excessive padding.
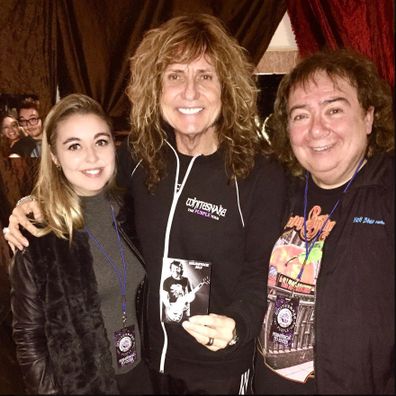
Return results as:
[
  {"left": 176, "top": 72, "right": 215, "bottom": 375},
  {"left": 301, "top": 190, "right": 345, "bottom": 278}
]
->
[
  {"left": 2, "top": 227, "right": 10, "bottom": 236},
  {"left": 16, "top": 195, "right": 35, "bottom": 207},
  {"left": 206, "top": 337, "right": 214, "bottom": 346}
]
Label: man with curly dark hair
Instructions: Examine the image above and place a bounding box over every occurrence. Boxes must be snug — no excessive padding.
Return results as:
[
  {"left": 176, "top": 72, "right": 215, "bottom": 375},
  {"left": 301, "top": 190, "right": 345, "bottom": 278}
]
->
[{"left": 255, "top": 49, "right": 394, "bottom": 395}]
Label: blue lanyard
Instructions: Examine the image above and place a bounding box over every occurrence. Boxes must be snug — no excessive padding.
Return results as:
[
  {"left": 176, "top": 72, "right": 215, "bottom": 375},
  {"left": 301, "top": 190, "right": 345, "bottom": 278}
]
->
[
  {"left": 298, "top": 158, "right": 365, "bottom": 281},
  {"left": 84, "top": 205, "right": 128, "bottom": 326}
]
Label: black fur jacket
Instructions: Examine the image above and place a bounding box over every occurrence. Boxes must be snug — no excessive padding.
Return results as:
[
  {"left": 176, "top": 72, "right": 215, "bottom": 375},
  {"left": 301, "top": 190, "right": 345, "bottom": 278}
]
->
[{"left": 9, "top": 220, "right": 144, "bottom": 394}]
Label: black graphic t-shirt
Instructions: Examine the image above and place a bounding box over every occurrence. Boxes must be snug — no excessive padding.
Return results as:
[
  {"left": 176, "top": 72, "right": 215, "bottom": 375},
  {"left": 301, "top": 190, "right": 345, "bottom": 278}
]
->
[
  {"left": 258, "top": 177, "right": 346, "bottom": 383},
  {"left": 162, "top": 276, "right": 192, "bottom": 322},
  {"left": 163, "top": 276, "right": 191, "bottom": 303}
]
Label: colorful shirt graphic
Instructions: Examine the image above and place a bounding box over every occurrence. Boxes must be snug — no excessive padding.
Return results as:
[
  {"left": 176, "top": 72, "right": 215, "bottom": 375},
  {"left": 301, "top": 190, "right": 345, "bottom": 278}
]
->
[{"left": 258, "top": 205, "right": 336, "bottom": 383}]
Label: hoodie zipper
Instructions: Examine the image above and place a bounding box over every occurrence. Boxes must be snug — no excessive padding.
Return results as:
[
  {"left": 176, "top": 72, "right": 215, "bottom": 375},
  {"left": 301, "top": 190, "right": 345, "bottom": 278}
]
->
[{"left": 159, "top": 143, "right": 199, "bottom": 373}]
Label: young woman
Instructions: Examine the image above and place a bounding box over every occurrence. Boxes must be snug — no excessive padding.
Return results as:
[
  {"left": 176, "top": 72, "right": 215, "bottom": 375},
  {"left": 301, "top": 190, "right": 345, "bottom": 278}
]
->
[
  {"left": 9, "top": 94, "right": 152, "bottom": 394},
  {"left": 1, "top": 112, "right": 23, "bottom": 156}
]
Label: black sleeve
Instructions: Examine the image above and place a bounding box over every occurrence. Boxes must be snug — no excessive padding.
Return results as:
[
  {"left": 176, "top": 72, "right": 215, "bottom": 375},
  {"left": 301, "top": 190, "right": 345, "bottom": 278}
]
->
[
  {"left": 9, "top": 250, "right": 59, "bottom": 394},
  {"left": 224, "top": 159, "right": 287, "bottom": 346}
]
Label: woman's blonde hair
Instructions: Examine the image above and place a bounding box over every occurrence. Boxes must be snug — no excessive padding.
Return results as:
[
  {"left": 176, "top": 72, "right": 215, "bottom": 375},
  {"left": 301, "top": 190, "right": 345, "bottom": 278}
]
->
[
  {"left": 33, "top": 93, "right": 114, "bottom": 240},
  {"left": 127, "top": 13, "right": 267, "bottom": 192}
]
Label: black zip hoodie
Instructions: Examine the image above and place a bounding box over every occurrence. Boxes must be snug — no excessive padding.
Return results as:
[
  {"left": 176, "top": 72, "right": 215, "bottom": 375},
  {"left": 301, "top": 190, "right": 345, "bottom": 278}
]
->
[
  {"left": 255, "top": 151, "right": 394, "bottom": 394},
  {"left": 117, "top": 139, "right": 287, "bottom": 380}
]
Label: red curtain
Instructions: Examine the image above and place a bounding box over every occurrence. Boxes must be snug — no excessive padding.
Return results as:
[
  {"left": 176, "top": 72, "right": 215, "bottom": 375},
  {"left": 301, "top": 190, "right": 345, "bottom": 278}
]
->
[{"left": 287, "top": 0, "right": 395, "bottom": 89}]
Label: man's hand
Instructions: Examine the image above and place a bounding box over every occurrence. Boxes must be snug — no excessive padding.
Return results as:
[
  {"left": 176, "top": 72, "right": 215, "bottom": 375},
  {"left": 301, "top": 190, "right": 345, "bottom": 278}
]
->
[
  {"left": 182, "top": 313, "right": 236, "bottom": 351},
  {"left": 3, "top": 197, "right": 43, "bottom": 252}
]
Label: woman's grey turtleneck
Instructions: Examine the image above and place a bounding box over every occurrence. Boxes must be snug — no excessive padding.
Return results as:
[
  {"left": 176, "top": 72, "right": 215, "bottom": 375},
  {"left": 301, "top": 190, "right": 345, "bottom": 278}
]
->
[{"left": 81, "top": 192, "right": 145, "bottom": 375}]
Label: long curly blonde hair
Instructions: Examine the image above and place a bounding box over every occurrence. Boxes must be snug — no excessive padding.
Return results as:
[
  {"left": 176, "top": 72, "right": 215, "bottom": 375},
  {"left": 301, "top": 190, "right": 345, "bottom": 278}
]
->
[{"left": 127, "top": 14, "right": 266, "bottom": 192}]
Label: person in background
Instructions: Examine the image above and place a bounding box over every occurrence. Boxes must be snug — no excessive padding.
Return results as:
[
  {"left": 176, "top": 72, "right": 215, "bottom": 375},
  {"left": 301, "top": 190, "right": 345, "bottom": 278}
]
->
[
  {"left": 254, "top": 48, "right": 394, "bottom": 395},
  {"left": 14, "top": 97, "right": 43, "bottom": 157},
  {"left": 8, "top": 94, "right": 153, "bottom": 394},
  {"left": 1, "top": 111, "right": 23, "bottom": 155},
  {"left": 4, "top": 14, "right": 287, "bottom": 394}
]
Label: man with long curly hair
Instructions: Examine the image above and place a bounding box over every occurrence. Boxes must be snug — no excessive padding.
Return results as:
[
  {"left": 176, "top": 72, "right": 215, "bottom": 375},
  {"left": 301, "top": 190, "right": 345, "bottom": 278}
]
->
[{"left": 117, "top": 13, "right": 286, "bottom": 394}]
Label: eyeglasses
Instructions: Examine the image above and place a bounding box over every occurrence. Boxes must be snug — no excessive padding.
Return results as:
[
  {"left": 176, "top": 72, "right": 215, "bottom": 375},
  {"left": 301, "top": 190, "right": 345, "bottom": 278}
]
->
[{"left": 19, "top": 117, "right": 40, "bottom": 127}]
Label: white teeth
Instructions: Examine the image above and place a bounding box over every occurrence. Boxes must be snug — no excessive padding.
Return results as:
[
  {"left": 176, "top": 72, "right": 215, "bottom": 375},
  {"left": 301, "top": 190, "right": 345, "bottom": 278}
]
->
[
  {"left": 312, "top": 145, "right": 330, "bottom": 152},
  {"left": 83, "top": 169, "right": 100, "bottom": 175},
  {"left": 178, "top": 107, "right": 203, "bottom": 114}
]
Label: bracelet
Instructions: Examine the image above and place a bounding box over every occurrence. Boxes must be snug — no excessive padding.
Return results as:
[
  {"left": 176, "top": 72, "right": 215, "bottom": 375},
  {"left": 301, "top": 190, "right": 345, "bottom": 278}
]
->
[{"left": 16, "top": 195, "right": 36, "bottom": 207}]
